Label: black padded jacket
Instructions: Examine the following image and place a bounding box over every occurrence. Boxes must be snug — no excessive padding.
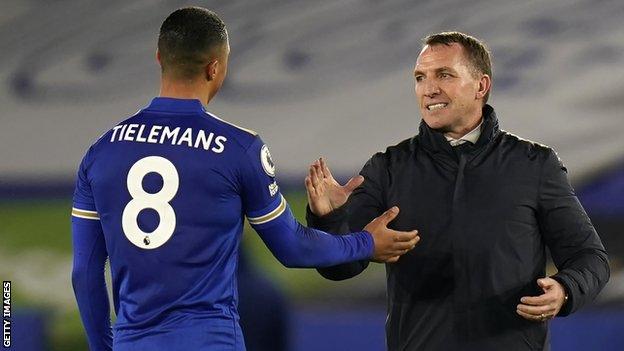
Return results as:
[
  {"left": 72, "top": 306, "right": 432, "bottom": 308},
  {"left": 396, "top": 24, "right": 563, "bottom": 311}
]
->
[{"left": 306, "top": 105, "right": 609, "bottom": 351}]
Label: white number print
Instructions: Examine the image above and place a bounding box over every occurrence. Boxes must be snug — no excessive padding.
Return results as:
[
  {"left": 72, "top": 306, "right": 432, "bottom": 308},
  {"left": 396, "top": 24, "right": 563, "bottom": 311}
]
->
[{"left": 122, "top": 156, "right": 179, "bottom": 249}]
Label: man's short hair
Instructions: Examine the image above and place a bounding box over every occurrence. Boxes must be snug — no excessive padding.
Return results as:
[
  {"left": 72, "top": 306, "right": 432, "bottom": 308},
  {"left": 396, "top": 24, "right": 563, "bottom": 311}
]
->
[
  {"left": 423, "top": 31, "right": 492, "bottom": 103},
  {"left": 158, "top": 7, "right": 228, "bottom": 80}
]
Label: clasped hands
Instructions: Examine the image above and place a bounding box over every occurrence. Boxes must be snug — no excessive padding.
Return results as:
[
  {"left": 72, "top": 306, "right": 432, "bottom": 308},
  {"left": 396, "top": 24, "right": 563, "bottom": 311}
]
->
[{"left": 305, "top": 158, "right": 420, "bottom": 263}]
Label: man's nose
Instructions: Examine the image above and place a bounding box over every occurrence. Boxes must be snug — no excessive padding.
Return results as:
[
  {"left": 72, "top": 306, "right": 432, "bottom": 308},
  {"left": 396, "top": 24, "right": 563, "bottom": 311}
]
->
[{"left": 423, "top": 80, "right": 441, "bottom": 97}]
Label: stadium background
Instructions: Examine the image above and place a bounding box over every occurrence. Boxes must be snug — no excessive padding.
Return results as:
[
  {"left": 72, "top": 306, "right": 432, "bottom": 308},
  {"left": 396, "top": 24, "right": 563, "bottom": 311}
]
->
[{"left": 1, "top": 0, "right": 623, "bottom": 349}]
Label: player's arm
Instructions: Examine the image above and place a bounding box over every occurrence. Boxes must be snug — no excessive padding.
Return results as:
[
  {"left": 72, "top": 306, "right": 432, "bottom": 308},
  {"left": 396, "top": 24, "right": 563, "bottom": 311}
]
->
[
  {"left": 241, "top": 139, "right": 417, "bottom": 268},
  {"left": 249, "top": 195, "right": 371, "bottom": 267},
  {"left": 71, "top": 153, "right": 113, "bottom": 351},
  {"left": 249, "top": 196, "right": 413, "bottom": 267}
]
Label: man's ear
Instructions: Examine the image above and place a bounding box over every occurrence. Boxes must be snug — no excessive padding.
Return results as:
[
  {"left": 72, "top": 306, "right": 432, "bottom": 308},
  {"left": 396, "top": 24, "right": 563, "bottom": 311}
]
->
[
  {"left": 156, "top": 50, "right": 161, "bottom": 65},
  {"left": 476, "top": 74, "right": 491, "bottom": 100},
  {"left": 205, "top": 59, "right": 219, "bottom": 81}
]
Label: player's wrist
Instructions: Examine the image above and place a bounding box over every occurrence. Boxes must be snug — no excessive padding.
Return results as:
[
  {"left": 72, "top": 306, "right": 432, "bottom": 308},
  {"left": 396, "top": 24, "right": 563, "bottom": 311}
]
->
[{"left": 359, "top": 230, "right": 375, "bottom": 259}]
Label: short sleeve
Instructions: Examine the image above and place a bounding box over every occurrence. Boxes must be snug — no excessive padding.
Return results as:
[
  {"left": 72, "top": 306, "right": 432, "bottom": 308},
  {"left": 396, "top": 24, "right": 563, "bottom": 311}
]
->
[
  {"left": 72, "top": 148, "right": 100, "bottom": 221},
  {"left": 240, "top": 137, "right": 285, "bottom": 226}
]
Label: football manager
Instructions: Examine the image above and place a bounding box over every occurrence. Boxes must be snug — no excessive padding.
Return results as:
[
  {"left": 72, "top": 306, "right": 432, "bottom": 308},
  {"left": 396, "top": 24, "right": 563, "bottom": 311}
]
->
[{"left": 305, "top": 31, "right": 610, "bottom": 350}]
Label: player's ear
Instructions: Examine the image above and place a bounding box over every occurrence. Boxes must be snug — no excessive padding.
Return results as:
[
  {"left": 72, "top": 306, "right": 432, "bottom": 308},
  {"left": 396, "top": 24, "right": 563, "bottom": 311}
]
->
[
  {"left": 205, "top": 60, "right": 219, "bottom": 81},
  {"left": 475, "top": 74, "right": 491, "bottom": 100},
  {"left": 156, "top": 50, "right": 161, "bottom": 65}
]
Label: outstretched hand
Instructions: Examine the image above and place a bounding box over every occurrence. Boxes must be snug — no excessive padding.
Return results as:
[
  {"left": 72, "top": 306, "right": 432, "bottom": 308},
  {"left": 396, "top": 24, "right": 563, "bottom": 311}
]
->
[
  {"left": 364, "top": 206, "right": 420, "bottom": 263},
  {"left": 516, "top": 277, "right": 567, "bottom": 322},
  {"left": 305, "top": 158, "right": 364, "bottom": 216}
]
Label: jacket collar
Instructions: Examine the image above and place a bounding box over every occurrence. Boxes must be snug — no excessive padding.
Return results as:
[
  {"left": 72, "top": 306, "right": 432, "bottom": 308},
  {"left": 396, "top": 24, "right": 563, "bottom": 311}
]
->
[{"left": 418, "top": 104, "right": 500, "bottom": 157}]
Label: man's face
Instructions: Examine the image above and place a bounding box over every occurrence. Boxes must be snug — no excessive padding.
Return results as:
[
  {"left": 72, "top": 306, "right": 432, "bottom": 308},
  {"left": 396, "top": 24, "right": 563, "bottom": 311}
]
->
[{"left": 414, "top": 43, "right": 486, "bottom": 135}]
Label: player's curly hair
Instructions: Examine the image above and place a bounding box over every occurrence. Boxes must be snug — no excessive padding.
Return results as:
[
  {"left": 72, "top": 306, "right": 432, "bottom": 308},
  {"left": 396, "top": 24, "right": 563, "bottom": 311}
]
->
[
  {"left": 158, "top": 7, "right": 228, "bottom": 80},
  {"left": 423, "top": 31, "right": 492, "bottom": 103}
]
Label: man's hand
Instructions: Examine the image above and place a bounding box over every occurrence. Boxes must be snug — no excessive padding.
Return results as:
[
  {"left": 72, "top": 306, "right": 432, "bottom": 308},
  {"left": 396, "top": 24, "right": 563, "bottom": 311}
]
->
[
  {"left": 517, "top": 277, "right": 567, "bottom": 322},
  {"left": 364, "top": 206, "right": 420, "bottom": 263},
  {"left": 305, "top": 158, "right": 364, "bottom": 216}
]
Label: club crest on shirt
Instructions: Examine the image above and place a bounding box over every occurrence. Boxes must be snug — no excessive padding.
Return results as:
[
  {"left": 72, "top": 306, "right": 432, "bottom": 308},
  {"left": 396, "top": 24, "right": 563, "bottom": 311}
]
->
[{"left": 260, "top": 144, "right": 276, "bottom": 177}]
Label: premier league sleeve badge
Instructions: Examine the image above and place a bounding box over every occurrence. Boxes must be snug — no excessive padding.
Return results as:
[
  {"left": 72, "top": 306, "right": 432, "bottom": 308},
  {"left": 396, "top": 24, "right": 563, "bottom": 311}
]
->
[{"left": 260, "top": 144, "right": 276, "bottom": 177}]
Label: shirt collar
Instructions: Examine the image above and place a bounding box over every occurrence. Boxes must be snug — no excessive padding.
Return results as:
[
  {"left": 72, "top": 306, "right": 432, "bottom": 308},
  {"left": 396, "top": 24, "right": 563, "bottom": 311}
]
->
[
  {"left": 144, "top": 97, "right": 206, "bottom": 113},
  {"left": 444, "top": 119, "right": 483, "bottom": 147}
]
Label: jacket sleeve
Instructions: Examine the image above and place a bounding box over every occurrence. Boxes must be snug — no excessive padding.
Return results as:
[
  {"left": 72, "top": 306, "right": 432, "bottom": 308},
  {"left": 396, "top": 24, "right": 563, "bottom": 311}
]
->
[
  {"left": 538, "top": 149, "right": 610, "bottom": 316},
  {"left": 307, "top": 153, "right": 388, "bottom": 281}
]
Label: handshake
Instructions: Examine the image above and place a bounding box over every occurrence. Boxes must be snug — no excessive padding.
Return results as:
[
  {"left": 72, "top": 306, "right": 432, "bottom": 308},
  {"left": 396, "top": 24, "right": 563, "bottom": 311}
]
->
[{"left": 305, "top": 158, "right": 420, "bottom": 263}]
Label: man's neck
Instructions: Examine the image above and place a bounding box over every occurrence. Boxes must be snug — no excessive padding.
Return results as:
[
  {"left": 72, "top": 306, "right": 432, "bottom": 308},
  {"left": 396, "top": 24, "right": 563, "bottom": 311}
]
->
[
  {"left": 159, "top": 78, "right": 211, "bottom": 105},
  {"left": 445, "top": 115, "right": 483, "bottom": 140},
  {"left": 445, "top": 119, "right": 483, "bottom": 146}
]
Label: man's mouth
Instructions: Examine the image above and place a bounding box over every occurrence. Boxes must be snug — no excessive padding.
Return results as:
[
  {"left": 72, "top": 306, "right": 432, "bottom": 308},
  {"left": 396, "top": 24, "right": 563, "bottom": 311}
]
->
[{"left": 426, "top": 103, "right": 448, "bottom": 111}]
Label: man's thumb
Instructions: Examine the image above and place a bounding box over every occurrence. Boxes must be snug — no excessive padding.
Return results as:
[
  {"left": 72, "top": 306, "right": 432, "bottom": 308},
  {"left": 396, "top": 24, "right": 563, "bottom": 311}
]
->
[
  {"left": 537, "top": 278, "right": 550, "bottom": 289},
  {"left": 377, "top": 206, "right": 399, "bottom": 225},
  {"left": 344, "top": 175, "right": 365, "bottom": 193}
]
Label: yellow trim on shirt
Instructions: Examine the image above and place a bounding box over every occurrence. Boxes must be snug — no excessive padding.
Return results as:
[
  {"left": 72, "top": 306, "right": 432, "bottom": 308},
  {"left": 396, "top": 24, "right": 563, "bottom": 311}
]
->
[
  {"left": 247, "top": 195, "right": 286, "bottom": 225},
  {"left": 72, "top": 207, "right": 100, "bottom": 220}
]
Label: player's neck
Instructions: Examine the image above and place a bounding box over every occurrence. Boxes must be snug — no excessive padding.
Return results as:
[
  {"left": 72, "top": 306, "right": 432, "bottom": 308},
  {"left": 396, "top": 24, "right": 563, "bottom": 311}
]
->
[{"left": 159, "top": 79, "right": 212, "bottom": 106}]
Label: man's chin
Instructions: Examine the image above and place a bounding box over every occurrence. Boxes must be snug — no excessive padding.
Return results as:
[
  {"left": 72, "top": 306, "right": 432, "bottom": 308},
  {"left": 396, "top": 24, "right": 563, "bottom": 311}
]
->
[{"left": 422, "top": 118, "right": 451, "bottom": 133}]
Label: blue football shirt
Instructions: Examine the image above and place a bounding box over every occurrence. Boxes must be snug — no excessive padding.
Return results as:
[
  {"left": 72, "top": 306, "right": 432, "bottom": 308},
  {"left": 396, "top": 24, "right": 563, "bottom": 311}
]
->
[{"left": 71, "top": 97, "right": 373, "bottom": 350}]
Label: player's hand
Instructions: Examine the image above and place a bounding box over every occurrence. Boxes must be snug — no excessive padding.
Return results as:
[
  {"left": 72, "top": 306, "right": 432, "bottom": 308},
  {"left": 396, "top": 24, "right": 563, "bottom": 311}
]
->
[
  {"left": 364, "top": 206, "right": 420, "bottom": 263},
  {"left": 305, "top": 158, "right": 364, "bottom": 216},
  {"left": 516, "top": 277, "right": 567, "bottom": 322}
]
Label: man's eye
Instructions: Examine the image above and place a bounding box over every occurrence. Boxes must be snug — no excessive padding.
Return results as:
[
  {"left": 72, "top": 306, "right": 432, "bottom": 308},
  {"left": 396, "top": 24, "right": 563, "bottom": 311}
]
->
[
  {"left": 415, "top": 76, "right": 423, "bottom": 82},
  {"left": 440, "top": 73, "right": 451, "bottom": 78}
]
